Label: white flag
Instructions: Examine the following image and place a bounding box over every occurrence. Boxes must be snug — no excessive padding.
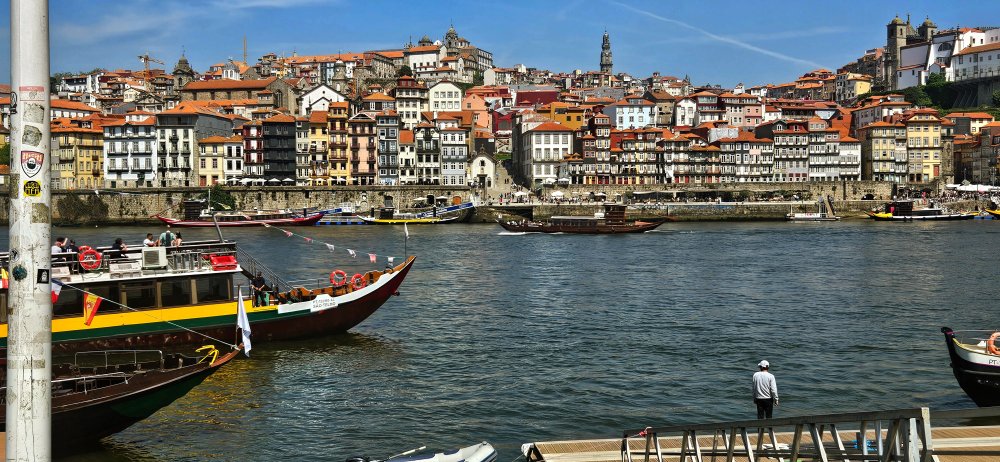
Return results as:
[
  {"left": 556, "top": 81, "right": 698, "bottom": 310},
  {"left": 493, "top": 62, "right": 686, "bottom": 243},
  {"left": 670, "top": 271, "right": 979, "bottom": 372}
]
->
[
  {"left": 236, "top": 290, "right": 252, "bottom": 357},
  {"left": 404, "top": 223, "right": 409, "bottom": 239}
]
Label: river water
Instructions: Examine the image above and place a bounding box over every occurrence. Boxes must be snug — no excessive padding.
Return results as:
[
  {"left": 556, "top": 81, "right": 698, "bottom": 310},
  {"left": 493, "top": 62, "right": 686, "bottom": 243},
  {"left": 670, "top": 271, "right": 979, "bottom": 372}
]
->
[{"left": 15, "top": 220, "right": 998, "bottom": 461}]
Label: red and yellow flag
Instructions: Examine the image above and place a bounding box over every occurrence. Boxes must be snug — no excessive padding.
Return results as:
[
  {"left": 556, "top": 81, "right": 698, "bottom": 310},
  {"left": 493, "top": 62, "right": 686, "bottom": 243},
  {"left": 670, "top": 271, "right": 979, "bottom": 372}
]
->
[{"left": 83, "top": 293, "right": 102, "bottom": 326}]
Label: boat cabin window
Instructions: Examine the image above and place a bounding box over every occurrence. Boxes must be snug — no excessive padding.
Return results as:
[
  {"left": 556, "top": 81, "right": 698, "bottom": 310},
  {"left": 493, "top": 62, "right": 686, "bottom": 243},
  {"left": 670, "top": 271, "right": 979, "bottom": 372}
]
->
[
  {"left": 195, "top": 274, "right": 231, "bottom": 303},
  {"left": 122, "top": 282, "right": 158, "bottom": 310},
  {"left": 53, "top": 289, "right": 83, "bottom": 318},
  {"left": 52, "top": 283, "right": 120, "bottom": 318},
  {"left": 160, "top": 278, "right": 194, "bottom": 307}
]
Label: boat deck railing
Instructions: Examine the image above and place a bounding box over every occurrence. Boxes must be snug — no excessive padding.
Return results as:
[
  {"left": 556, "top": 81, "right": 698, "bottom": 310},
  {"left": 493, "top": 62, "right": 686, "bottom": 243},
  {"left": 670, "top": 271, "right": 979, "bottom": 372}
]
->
[
  {"left": 6, "top": 239, "right": 240, "bottom": 279},
  {"left": 234, "top": 244, "right": 289, "bottom": 294},
  {"left": 946, "top": 329, "right": 1000, "bottom": 345},
  {"left": 603, "top": 406, "right": 1000, "bottom": 462}
]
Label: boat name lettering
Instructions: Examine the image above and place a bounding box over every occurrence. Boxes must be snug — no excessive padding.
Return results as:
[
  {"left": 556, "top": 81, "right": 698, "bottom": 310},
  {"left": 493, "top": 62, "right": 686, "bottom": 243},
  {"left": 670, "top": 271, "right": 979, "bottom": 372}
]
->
[
  {"left": 991, "top": 358, "right": 1000, "bottom": 365},
  {"left": 313, "top": 297, "right": 337, "bottom": 311}
]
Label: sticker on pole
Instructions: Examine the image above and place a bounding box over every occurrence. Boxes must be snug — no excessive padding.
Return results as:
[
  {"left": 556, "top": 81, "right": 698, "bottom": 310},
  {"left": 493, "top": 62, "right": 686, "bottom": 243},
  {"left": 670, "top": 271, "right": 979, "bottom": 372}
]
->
[
  {"left": 20, "top": 150, "right": 44, "bottom": 177},
  {"left": 23, "top": 180, "right": 41, "bottom": 197}
]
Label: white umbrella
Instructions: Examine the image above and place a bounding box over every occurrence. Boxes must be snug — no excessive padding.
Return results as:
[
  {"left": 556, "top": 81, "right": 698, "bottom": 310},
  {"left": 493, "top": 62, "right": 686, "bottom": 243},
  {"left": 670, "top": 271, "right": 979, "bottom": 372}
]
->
[
  {"left": 551, "top": 191, "right": 564, "bottom": 198},
  {"left": 239, "top": 178, "right": 254, "bottom": 184},
  {"left": 266, "top": 178, "right": 280, "bottom": 184},
  {"left": 512, "top": 191, "right": 528, "bottom": 197},
  {"left": 282, "top": 178, "right": 295, "bottom": 184}
]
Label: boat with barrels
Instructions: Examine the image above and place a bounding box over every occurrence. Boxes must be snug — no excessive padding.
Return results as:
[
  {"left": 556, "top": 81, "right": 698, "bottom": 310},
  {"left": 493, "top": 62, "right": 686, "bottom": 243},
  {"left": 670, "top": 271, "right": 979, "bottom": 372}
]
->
[
  {"left": 155, "top": 199, "right": 325, "bottom": 227},
  {"left": 0, "top": 344, "right": 240, "bottom": 452},
  {"left": 941, "top": 327, "right": 1000, "bottom": 407},
  {"left": 0, "top": 239, "right": 414, "bottom": 352},
  {"left": 866, "top": 200, "right": 973, "bottom": 221},
  {"left": 496, "top": 203, "right": 664, "bottom": 234}
]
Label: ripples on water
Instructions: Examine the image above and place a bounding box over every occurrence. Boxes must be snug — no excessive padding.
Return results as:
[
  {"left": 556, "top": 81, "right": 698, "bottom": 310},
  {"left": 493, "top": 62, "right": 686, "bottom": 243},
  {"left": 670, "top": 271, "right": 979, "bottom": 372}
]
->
[{"left": 21, "top": 221, "right": 998, "bottom": 461}]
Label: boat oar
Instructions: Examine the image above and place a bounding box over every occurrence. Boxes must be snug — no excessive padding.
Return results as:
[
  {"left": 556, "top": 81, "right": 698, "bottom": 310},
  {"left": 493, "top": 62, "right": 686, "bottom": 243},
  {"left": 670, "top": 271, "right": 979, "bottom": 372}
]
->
[{"left": 383, "top": 445, "right": 427, "bottom": 462}]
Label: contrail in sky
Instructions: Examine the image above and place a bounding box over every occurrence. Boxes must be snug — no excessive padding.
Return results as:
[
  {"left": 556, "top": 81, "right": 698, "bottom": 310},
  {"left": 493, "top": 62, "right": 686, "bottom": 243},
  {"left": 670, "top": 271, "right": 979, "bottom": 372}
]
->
[{"left": 610, "top": 0, "right": 829, "bottom": 70}]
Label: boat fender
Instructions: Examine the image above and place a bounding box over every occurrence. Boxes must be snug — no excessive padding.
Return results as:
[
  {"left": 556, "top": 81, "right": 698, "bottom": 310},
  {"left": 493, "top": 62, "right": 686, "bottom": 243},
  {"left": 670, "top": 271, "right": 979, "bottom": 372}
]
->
[
  {"left": 989, "top": 332, "right": 1000, "bottom": 355},
  {"left": 350, "top": 273, "right": 366, "bottom": 290},
  {"left": 78, "top": 246, "right": 102, "bottom": 271},
  {"left": 330, "top": 269, "right": 348, "bottom": 287}
]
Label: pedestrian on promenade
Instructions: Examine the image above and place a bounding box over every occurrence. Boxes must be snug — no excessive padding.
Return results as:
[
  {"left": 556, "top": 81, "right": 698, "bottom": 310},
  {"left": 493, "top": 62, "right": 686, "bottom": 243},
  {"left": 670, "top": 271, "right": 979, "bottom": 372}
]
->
[{"left": 752, "top": 360, "right": 779, "bottom": 419}]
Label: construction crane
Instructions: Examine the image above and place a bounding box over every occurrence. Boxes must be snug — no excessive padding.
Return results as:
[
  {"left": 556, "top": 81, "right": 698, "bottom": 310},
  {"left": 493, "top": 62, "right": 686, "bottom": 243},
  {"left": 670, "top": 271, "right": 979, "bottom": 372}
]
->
[{"left": 137, "top": 52, "right": 164, "bottom": 91}]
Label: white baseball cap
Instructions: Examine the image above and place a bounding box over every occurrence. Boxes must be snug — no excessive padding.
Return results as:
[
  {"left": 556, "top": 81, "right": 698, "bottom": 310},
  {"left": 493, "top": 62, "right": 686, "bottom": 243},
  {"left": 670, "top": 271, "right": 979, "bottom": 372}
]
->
[{"left": 758, "top": 360, "right": 769, "bottom": 368}]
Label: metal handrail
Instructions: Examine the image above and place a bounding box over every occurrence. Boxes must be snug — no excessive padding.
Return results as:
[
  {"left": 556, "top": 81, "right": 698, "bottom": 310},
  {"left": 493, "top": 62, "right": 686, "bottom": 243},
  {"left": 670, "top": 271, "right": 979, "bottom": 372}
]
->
[{"left": 621, "top": 407, "right": 946, "bottom": 462}]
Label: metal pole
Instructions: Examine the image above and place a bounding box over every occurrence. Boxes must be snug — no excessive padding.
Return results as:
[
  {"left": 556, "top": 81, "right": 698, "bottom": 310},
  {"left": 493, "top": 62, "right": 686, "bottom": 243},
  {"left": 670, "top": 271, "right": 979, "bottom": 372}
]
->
[{"left": 7, "top": 0, "right": 53, "bottom": 460}]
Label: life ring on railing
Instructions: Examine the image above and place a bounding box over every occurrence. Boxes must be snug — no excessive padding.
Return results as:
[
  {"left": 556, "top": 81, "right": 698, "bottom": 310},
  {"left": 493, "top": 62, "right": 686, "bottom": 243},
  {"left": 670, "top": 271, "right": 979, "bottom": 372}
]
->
[
  {"left": 78, "top": 246, "right": 102, "bottom": 271},
  {"left": 988, "top": 332, "right": 1000, "bottom": 355},
  {"left": 330, "top": 269, "right": 348, "bottom": 286},
  {"left": 350, "top": 273, "right": 366, "bottom": 290}
]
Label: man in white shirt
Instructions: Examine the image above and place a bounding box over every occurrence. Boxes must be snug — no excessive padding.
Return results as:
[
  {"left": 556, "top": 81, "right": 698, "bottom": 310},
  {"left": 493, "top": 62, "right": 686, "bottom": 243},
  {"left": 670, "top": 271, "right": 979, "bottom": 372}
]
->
[
  {"left": 143, "top": 233, "right": 156, "bottom": 247},
  {"left": 51, "top": 237, "right": 66, "bottom": 258},
  {"left": 752, "top": 360, "right": 779, "bottom": 419}
]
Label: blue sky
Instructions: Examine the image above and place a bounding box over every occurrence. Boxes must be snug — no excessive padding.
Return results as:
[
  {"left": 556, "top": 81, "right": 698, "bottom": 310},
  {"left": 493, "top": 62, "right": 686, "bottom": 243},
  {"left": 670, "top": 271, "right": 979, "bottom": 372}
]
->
[{"left": 3, "top": 0, "right": 1000, "bottom": 87}]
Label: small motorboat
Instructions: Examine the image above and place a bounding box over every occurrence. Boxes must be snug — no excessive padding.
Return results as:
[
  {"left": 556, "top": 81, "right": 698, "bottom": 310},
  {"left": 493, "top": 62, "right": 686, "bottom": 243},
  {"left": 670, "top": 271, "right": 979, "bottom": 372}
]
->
[
  {"left": 349, "top": 442, "right": 497, "bottom": 462},
  {"left": 941, "top": 327, "right": 1000, "bottom": 407}
]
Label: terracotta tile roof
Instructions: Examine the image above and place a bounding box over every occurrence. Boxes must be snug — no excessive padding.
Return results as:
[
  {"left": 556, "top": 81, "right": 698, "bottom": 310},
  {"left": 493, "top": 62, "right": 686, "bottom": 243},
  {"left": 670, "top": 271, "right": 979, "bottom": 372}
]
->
[
  {"left": 841, "top": 136, "right": 860, "bottom": 142},
  {"left": 525, "top": 121, "right": 573, "bottom": 132},
  {"left": 309, "top": 111, "right": 329, "bottom": 124},
  {"left": 376, "top": 50, "right": 405, "bottom": 59},
  {"left": 406, "top": 45, "right": 441, "bottom": 53},
  {"left": 51, "top": 99, "right": 100, "bottom": 112},
  {"left": 199, "top": 135, "right": 237, "bottom": 144},
  {"left": 183, "top": 77, "right": 278, "bottom": 91},
  {"left": 264, "top": 114, "right": 296, "bottom": 124},
  {"left": 398, "top": 129, "right": 414, "bottom": 144},
  {"left": 103, "top": 116, "right": 155, "bottom": 126},
  {"left": 363, "top": 92, "right": 395, "bottom": 101},
  {"left": 159, "top": 102, "right": 228, "bottom": 117},
  {"left": 945, "top": 112, "right": 994, "bottom": 120},
  {"left": 956, "top": 41, "right": 1000, "bottom": 56}
]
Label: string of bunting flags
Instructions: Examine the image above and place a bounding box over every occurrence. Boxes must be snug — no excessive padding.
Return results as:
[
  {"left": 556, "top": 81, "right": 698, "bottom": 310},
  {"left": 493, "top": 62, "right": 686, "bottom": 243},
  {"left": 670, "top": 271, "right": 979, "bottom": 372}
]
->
[{"left": 262, "top": 223, "right": 406, "bottom": 265}]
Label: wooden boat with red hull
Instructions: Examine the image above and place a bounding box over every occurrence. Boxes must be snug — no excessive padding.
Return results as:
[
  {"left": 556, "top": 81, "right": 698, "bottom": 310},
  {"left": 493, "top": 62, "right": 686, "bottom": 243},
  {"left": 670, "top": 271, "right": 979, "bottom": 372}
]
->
[
  {"left": 941, "top": 327, "right": 1000, "bottom": 407},
  {"left": 0, "top": 240, "right": 414, "bottom": 352},
  {"left": 155, "top": 198, "right": 325, "bottom": 227},
  {"left": 155, "top": 211, "right": 324, "bottom": 227},
  {"left": 496, "top": 203, "right": 665, "bottom": 234},
  {"left": 0, "top": 345, "right": 240, "bottom": 451}
]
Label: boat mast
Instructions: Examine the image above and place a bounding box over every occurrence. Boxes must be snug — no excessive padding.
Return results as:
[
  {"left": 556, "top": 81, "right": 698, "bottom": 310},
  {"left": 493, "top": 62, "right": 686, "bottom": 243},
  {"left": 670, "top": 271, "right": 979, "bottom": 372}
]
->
[{"left": 7, "top": 0, "right": 54, "bottom": 459}]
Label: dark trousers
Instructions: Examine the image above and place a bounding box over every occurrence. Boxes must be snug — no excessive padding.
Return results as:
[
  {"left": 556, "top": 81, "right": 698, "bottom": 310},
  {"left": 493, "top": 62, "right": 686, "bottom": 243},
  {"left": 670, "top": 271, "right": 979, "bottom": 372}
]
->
[{"left": 755, "top": 398, "right": 774, "bottom": 419}]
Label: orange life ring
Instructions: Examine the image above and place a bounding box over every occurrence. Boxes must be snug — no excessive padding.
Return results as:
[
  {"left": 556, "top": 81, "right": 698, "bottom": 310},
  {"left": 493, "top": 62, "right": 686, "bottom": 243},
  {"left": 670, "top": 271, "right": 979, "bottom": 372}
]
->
[
  {"left": 78, "top": 247, "right": 102, "bottom": 271},
  {"left": 330, "top": 269, "right": 348, "bottom": 286},
  {"left": 350, "top": 273, "right": 366, "bottom": 290},
  {"left": 988, "top": 332, "right": 1000, "bottom": 355}
]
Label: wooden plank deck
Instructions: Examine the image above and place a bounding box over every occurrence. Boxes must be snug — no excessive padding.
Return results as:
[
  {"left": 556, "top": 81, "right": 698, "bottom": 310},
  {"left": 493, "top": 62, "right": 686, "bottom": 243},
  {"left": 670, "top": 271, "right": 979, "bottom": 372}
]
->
[{"left": 529, "top": 426, "right": 1000, "bottom": 462}]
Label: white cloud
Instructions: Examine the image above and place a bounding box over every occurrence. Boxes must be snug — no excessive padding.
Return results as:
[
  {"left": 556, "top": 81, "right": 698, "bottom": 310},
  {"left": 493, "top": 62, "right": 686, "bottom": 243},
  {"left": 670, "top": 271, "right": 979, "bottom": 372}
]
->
[{"left": 609, "top": 0, "right": 829, "bottom": 70}]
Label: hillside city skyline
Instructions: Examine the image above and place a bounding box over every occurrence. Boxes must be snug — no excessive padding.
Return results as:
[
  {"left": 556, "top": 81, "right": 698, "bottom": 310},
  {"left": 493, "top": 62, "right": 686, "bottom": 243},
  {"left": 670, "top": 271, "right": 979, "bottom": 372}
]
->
[{"left": 3, "top": 1, "right": 1000, "bottom": 87}]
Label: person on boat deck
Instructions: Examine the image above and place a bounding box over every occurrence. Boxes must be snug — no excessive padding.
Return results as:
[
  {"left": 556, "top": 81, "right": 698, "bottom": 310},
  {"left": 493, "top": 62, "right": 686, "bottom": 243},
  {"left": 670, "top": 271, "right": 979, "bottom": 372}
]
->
[
  {"left": 752, "top": 360, "right": 779, "bottom": 419},
  {"left": 143, "top": 233, "right": 156, "bottom": 247},
  {"left": 251, "top": 272, "right": 267, "bottom": 307},
  {"left": 64, "top": 239, "right": 81, "bottom": 273},
  {"left": 157, "top": 229, "right": 175, "bottom": 247},
  {"left": 51, "top": 237, "right": 67, "bottom": 261},
  {"left": 108, "top": 238, "right": 128, "bottom": 260},
  {"left": 171, "top": 233, "right": 183, "bottom": 247}
]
